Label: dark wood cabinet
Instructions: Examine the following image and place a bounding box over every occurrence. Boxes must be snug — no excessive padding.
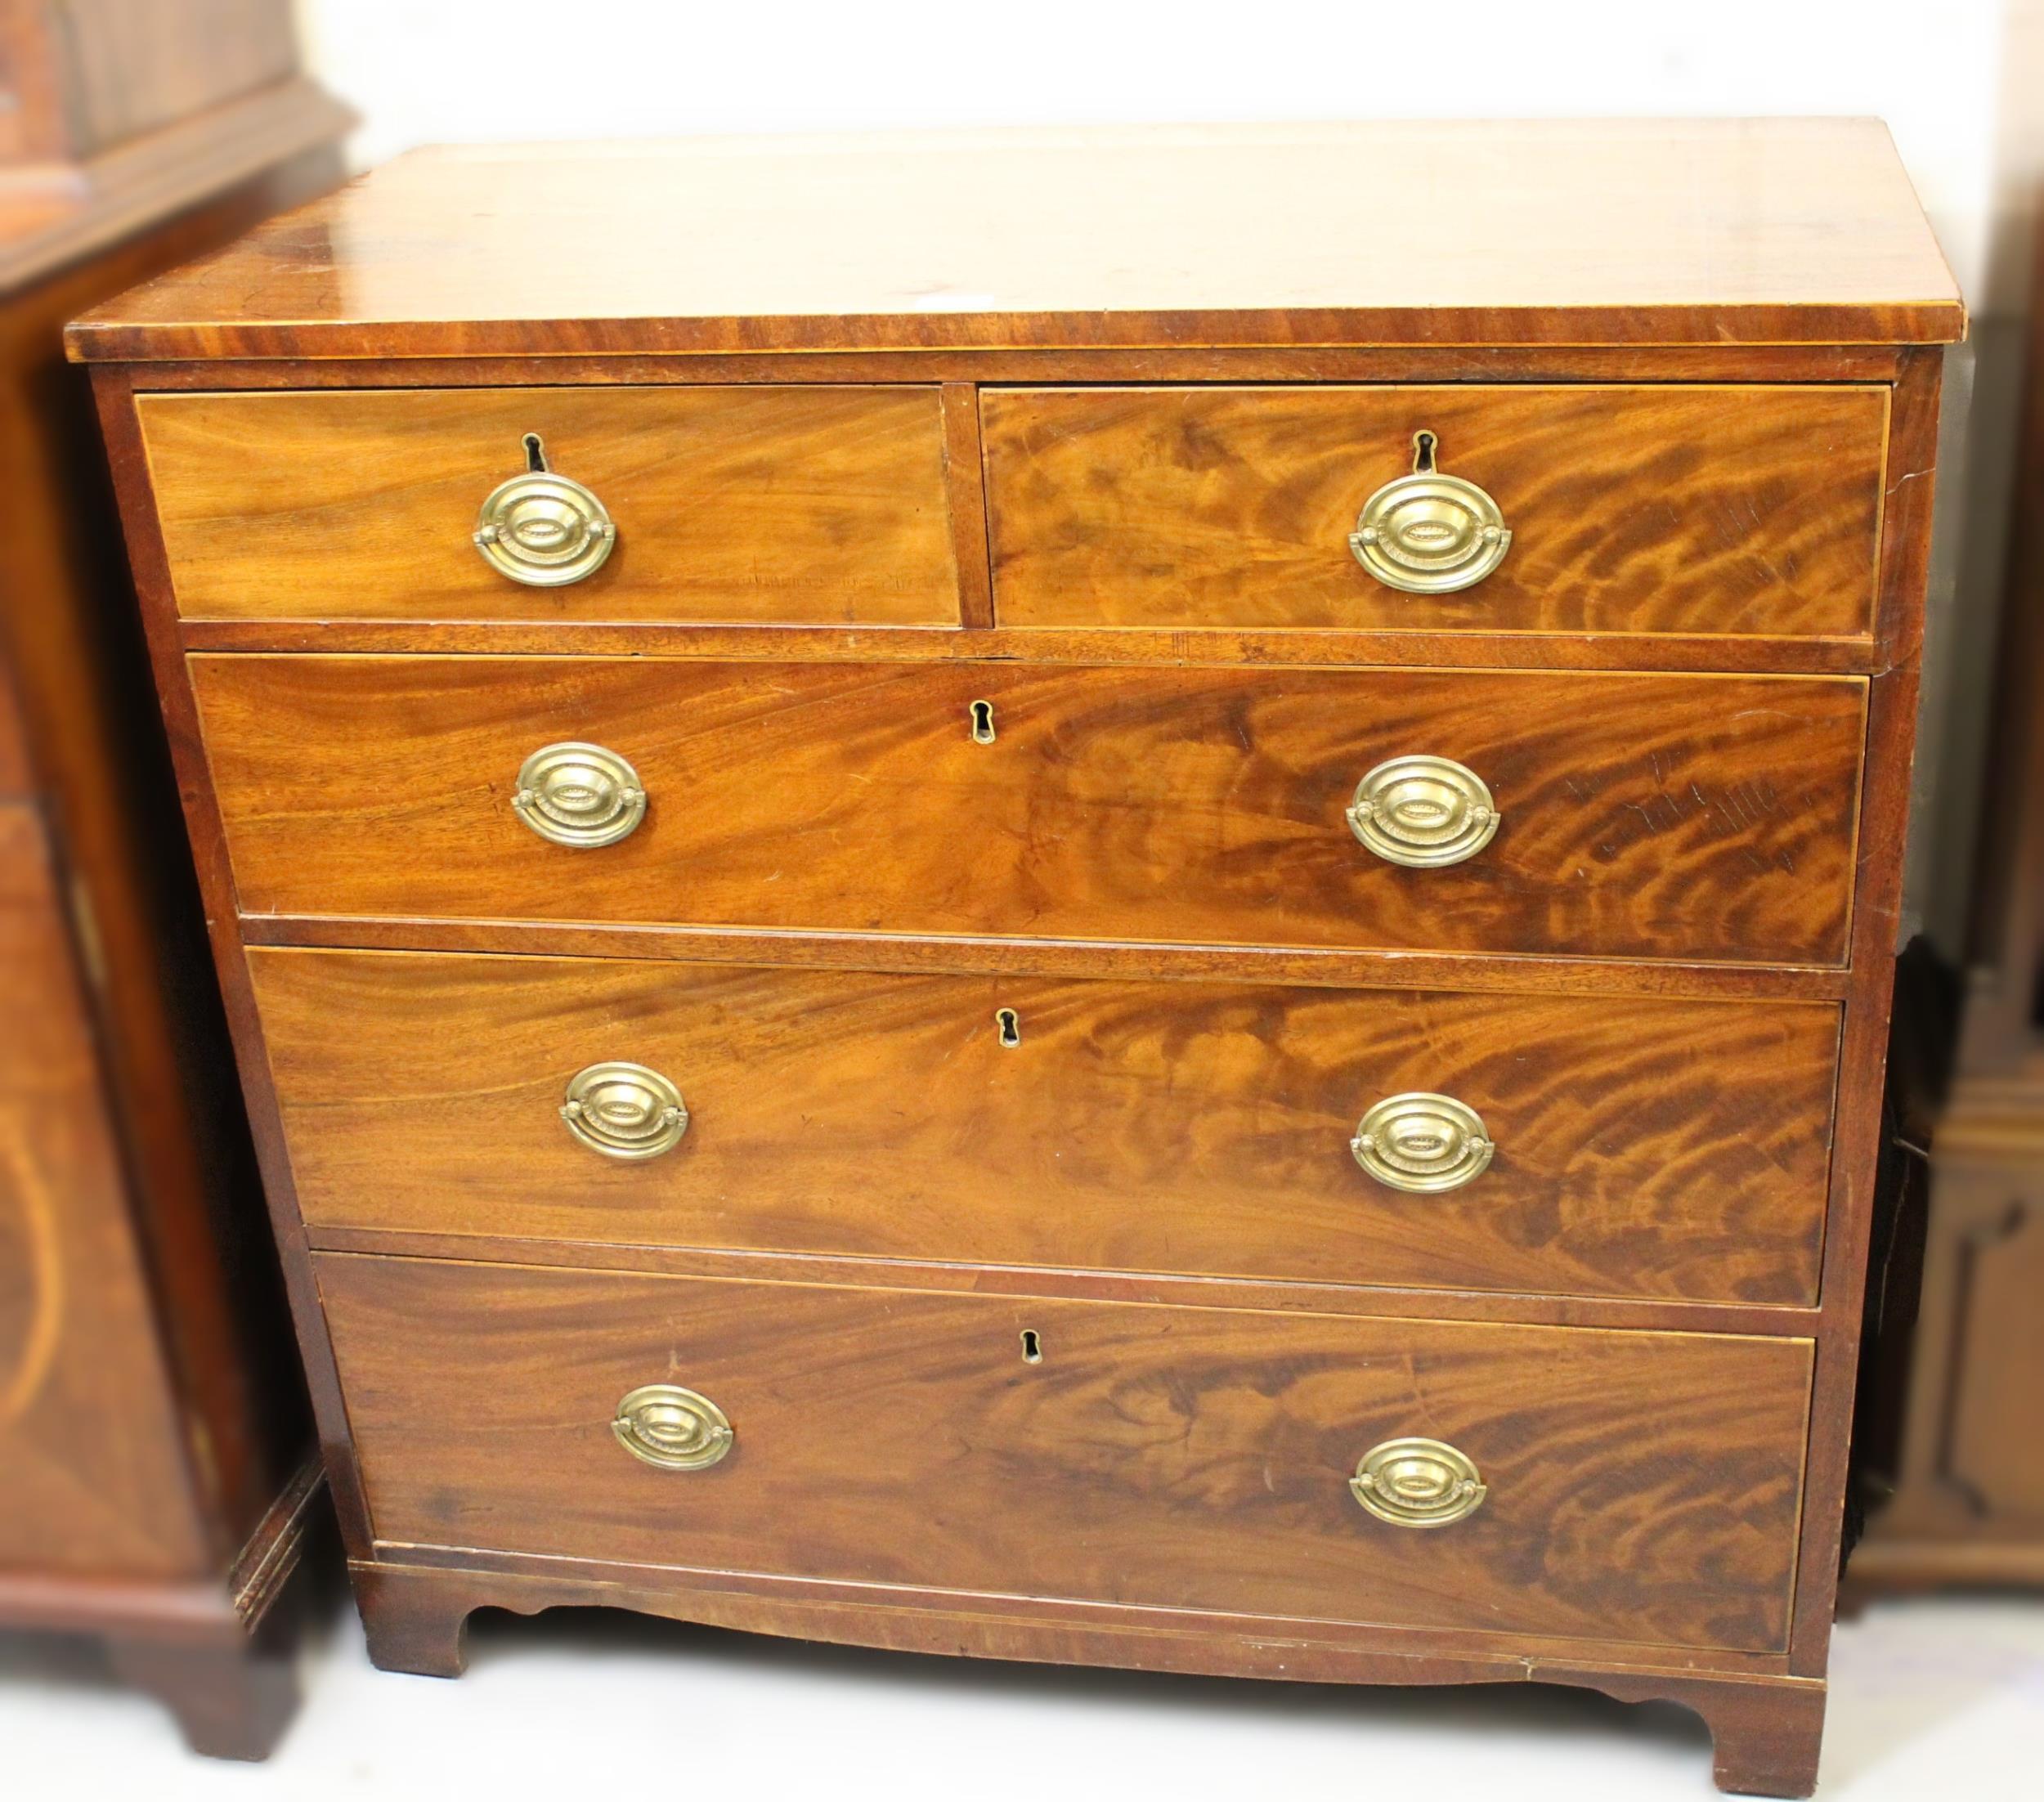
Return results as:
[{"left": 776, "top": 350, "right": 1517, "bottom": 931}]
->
[
  {"left": 1851, "top": 222, "right": 2044, "bottom": 1593},
  {"left": 0, "top": 1, "right": 350, "bottom": 1758}
]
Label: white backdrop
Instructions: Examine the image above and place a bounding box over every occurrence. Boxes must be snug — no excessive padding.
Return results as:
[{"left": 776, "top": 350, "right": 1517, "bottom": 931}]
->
[
  {"left": 293, "top": 0, "right": 2040, "bottom": 952},
  {"left": 298, "top": 0, "right": 2015, "bottom": 298}
]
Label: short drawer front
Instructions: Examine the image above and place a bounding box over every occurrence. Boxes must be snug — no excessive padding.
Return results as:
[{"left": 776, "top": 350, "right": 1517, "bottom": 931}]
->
[
  {"left": 193, "top": 657, "right": 1865, "bottom": 966},
  {"left": 137, "top": 387, "right": 961, "bottom": 625},
  {"left": 258, "top": 948, "right": 1840, "bottom": 1305},
  {"left": 319, "top": 1254, "right": 1813, "bottom": 1653},
  {"left": 983, "top": 384, "right": 1889, "bottom": 638}
]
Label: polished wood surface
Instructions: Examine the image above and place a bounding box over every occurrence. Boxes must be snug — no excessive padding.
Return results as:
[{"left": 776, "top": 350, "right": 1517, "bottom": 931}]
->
[
  {"left": 1, "top": 168, "right": 332, "bottom": 1566},
  {"left": 74, "top": 119, "right": 1959, "bottom": 1798},
  {"left": 191, "top": 656, "right": 1866, "bottom": 966},
  {"left": 1851, "top": 217, "right": 2044, "bottom": 1593},
  {"left": 1, "top": 37, "right": 342, "bottom": 1755},
  {"left": 34, "top": 1, "right": 298, "bottom": 157},
  {"left": 984, "top": 385, "right": 1888, "bottom": 639},
  {"left": 0, "top": 670, "right": 29, "bottom": 796},
  {"left": 249, "top": 947, "right": 1840, "bottom": 1304},
  {"left": 0, "top": 805, "right": 210, "bottom": 1576},
  {"left": 2, "top": 78, "right": 355, "bottom": 292},
  {"left": 1922, "top": 1127, "right": 2044, "bottom": 1527},
  {"left": 233, "top": 913, "right": 1856, "bottom": 1004},
  {"left": 318, "top": 1252, "right": 1813, "bottom": 1655},
  {"left": 63, "top": 120, "right": 1963, "bottom": 361},
  {"left": 348, "top": 1554, "right": 1825, "bottom": 1800},
  {"left": 140, "top": 386, "right": 963, "bottom": 625},
  {"left": 306, "top": 1224, "right": 1821, "bottom": 1343}
]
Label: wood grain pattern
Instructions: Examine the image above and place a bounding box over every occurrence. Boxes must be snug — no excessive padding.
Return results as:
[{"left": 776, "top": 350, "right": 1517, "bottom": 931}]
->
[
  {"left": 171, "top": 616, "right": 1887, "bottom": 677},
  {"left": 360, "top": 1527, "right": 1800, "bottom": 1677},
  {"left": 348, "top": 1555, "right": 1829, "bottom": 1797},
  {"left": 1852, "top": 258, "right": 2044, "bottom": 1594},
  {"left": 191, "top": 655, "right": 1866, "bottom": 966},
  {"left": 303, "top": 1226, "right": 1820, "bottom": 1341},
  {"left": 60, "top": 111, "right": 1959, "bottom": 1799},
  {"left": 42, "top": 0, "right": 299, "bottom": 157},
  {"left": 92, "top": 363, "right": 377, "bottom": 1559},
  {"left": 251, "top": 947, "right": 1840, "bottom": 1306},
  {"left": 0, "top": 670, "right": 30, "bottom": 796},
  {"left": 0, "top": 805, "right": 210, "bottom": 1577},
  {"left": 350, "top": 1549, "right": 1814, "bottom": 1688},
  {"left": 137, "top": 386, "right": 961, "bottom": 625},
  {"left": 0, "top": 172, "right": 347, "bottom": 1552},
  {"left": 234, "top": 912, "right": 1857, "bottom": 1003},
  {"left": 316, "top": 1252, "right": 1813, "bottom": 1655},
  {"left": 2, "top": 76, "right": 354, "bottom": 294},
  {"left": 0, "top": 82, "right": 341, "bottom": 1757},
  {"left": 1785, "top": 347, "right": 1945, "bottom": 1680},
  {"left": 62, "top": 121, "right": 1964, "bottom": 361},
  {"left": 984, "top": 385, "right": 1888, "bottom": 638},
  {"left": 111, "top": 344, "right": 1918, "bottom": 391}
]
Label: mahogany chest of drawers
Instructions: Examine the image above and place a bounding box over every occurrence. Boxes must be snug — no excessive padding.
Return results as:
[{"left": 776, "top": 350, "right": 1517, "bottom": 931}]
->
[{"left": 69, "top": 121, "right": 1963, "bottom": 1795}]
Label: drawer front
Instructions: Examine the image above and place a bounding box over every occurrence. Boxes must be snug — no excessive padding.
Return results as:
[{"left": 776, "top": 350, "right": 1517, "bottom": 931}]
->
[
  {"left": 257, "top": 948, "right": 1840, "bottom": 1305},
  {"left": 318, "top": 1254, "right": 1813, "bottom": 1652},
  {"left": 195, "top": 657, "right": 1865, "bottom": 965},
  {"left": 983, "top": 385, "right": 1889, "bottom": 637},
  {"left": 137, "top": 387, "right": 961, "bottom": 625}
]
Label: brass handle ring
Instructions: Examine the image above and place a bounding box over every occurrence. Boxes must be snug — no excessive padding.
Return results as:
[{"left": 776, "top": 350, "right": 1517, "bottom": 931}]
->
[
  {"left": 560, "top": 1061, "right": 688, "bottom": 1160},
  {"left": 512, "top": 742, "right": 647, "bottom": 848},
  {"left": 1351, "top": 1093, "right": 1495, "bottom": 1193},
  {"left": 1350, "top": 1437, "right": 1487, "bottom": 1528},
  {"left": 1348, "top": 430, "right": 1510, "bottom": 594},
  {"left": 612, "top": 1384, "right": 733, "bottom": 1471},
  {"left": 1347, "top": 755, "right": 1499, "bottom": 867},
  {"left": 473, "top": 464, "right": 616, "bottom": 587}
]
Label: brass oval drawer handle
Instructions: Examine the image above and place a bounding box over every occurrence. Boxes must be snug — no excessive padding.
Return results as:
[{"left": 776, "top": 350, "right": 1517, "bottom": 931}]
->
[
  {"left": 513, "top": 742, "right": 647, "bottom": 848},
  {"left": 561, "top": 1061, "right": 689, "bottom": 1160},
  {"left": 1350, "top": 1437, "right": 1487, "bottom": 1528},
  {"left": 1351, "top": 1092, "right": 1494, "bottom": 1193},
  {"left": 473, "top": 444, "right": 616, "bottom": 587},
  {"left": 1348, "top": 430, "right": 1510, "bottom": 594},
  {"left": 612, "top": 1384, "right": 733, "bottom": 1471},
  {"left": 1347, "top": 755, "right": 1498, "bottom": 868}
]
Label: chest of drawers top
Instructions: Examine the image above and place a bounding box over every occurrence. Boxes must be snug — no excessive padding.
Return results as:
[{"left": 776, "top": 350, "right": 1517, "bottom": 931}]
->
[{"left": 66, "top": 119, "right": 1960, "bottom": 361}]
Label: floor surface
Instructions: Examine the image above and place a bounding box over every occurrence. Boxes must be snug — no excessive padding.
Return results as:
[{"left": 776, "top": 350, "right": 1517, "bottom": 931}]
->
[{"left": 2, "top": 1590, "right": 2040, "bottom": 1798}]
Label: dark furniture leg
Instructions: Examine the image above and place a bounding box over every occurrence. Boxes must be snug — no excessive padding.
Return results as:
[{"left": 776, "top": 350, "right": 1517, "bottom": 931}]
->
[{"left": 106, "top": 1633, "right": 298, "bottom": 1762}]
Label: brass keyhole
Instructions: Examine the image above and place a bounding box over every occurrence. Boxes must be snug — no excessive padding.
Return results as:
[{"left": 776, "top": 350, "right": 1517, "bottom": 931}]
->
[
  {"left": 970, "top": 699, "right": 997, "bottom": 744},
  {"left": 1020, "top": 1329, "right": 1043, "bottom": 1364},
  {"left": 1411, "top": 428, "right": 1438, "bottom": 473},
  {"left": 995, "top": 1007, "right": 1021, "bottom": 1047},
  {"left": 522, "top": 431, "right": 548, "bottom": 472}
]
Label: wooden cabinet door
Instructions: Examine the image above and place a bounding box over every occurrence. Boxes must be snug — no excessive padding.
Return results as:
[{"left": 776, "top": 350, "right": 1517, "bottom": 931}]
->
[{"left": 0, "top": 805, "right": 208, "bottom": 1577}]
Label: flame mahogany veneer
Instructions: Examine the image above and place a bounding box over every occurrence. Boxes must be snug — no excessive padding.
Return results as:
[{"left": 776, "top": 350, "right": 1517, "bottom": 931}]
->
[{"left": 72, "top": 120, "right": 1964, "bottom": 1795}]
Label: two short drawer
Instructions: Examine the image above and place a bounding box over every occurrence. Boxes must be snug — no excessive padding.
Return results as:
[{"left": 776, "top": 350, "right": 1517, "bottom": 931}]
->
[
  {"left": 194, "top": 657, "right": 1865, "bottom": 966},
  {"left": 255, "top": 948, "right": 1840, "bottom": 1305},
  {"left": 318, "top": 1252, "right": 1813, "bottom": 1654},
  {"left": 139, "top": 383, "right": 1889, "bottom": 640}
]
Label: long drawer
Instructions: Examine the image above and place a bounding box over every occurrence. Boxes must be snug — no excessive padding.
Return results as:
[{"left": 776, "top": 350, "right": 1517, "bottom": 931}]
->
[
  {"left": 317, "top": 1253, "right": 1813, "bottom": 1653},
  {"left": 982, "top": 384, "right": 1889, "bottom": 637},
  {"left": 137, "top": 387, "right": 962, "bottom": 625},
  {"left": 192, "top": 657, "right": 1866, "bottom": 966},
  {"left": 256, "top": 948, "right": 1840, "bottom": 1305}
]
